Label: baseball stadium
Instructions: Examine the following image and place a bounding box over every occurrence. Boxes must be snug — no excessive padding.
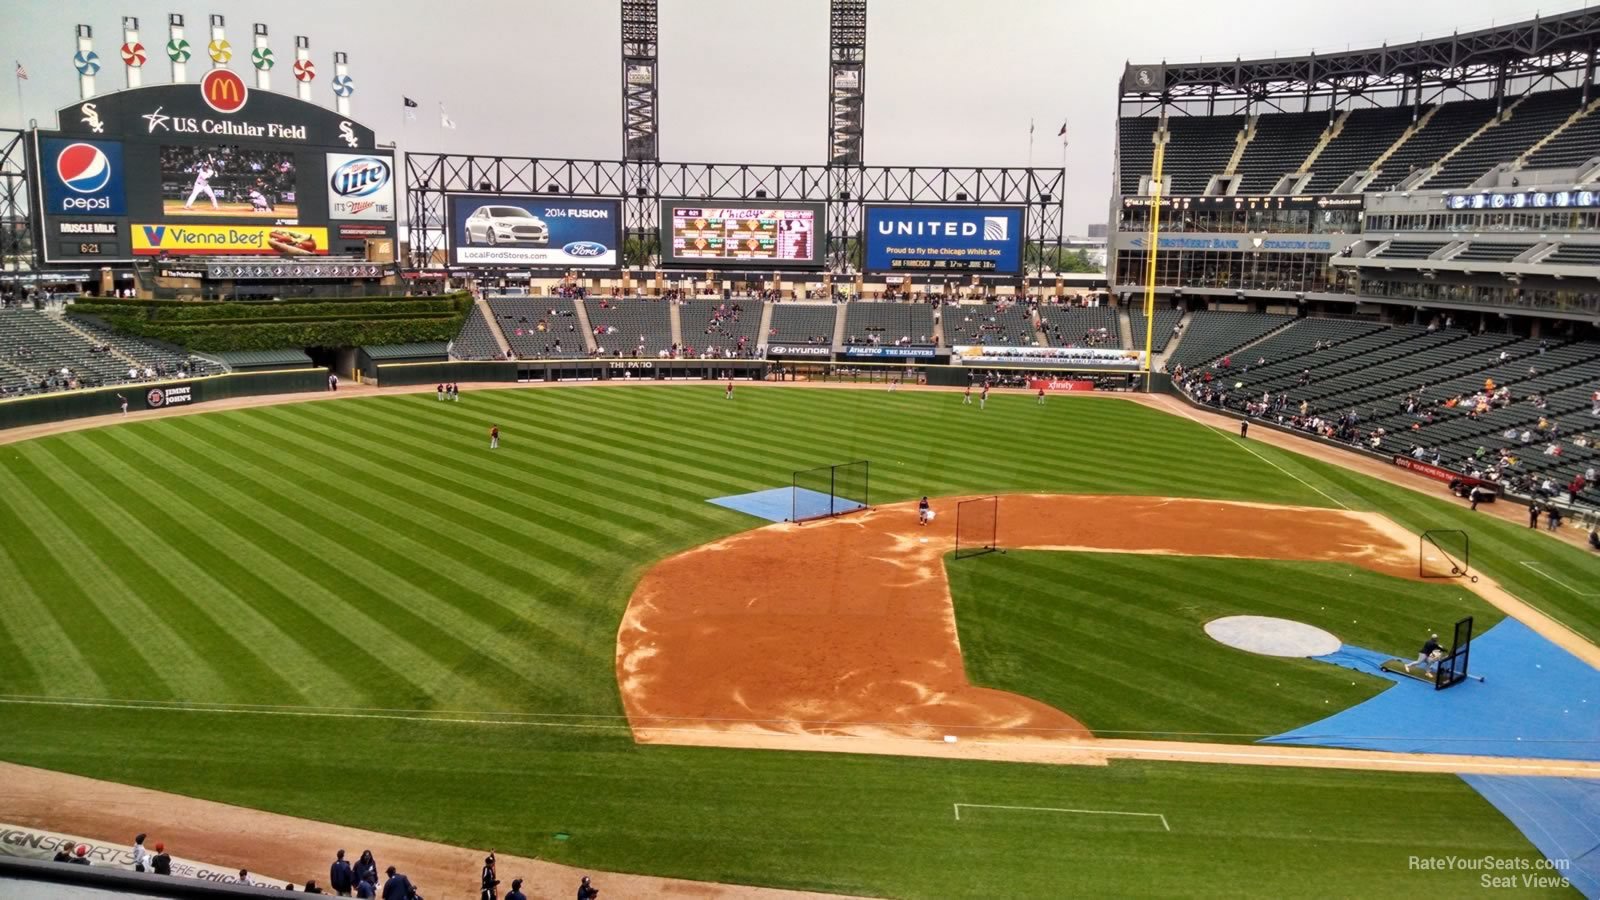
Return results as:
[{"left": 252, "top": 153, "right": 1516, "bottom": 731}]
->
[{"left": 2, "top": 4, "right": 1600, "bottom": 899}]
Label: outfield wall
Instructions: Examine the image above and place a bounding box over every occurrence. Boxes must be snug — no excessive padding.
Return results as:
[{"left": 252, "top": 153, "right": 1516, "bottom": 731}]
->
[
  {"left": 0, "top": 369, "right": 329, "bottom": 431},
  {"left": 373, "top": 359, "right": 768, "bottom": 386}
]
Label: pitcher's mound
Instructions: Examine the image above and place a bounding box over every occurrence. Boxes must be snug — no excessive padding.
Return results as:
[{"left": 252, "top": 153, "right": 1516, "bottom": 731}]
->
[{"left": 1204, "top": 615, "right": 1341, "bottom": 657}]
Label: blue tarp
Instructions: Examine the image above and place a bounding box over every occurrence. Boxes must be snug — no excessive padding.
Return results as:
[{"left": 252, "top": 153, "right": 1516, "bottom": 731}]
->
[
  {"left": 1460, "top": 775, "right": 1600, "bottom": 899},
  {"left": 707, "top": 487, "right": 864, "bottom": 523}
]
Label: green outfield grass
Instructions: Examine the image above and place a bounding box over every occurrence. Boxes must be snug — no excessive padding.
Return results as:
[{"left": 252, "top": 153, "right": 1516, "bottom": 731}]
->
[
  {"left": 0, "top": 386, "right": 1594, "bottom": 897},
  {"left": 949, "top": 552, "right": 1505, "bottom": 741}
]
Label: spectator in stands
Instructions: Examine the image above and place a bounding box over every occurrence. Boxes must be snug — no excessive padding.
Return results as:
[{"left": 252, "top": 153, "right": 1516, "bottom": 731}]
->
[
  {"left": 52, "top": 843, "right": 73, "bottom": 863},
  {"left": 353, "top": 851, "right": 378, "bottom": 888},
  {"left": 305, "top": 881, "right": 324, "bottom": 894},
  {"left": 132, "top": 833, "right": 151, "bottom": 873},
  {"left": 238, "top": 869, "right": 255, "bottom": 886},
  {"left": 69, "top": 846, "right": 90, "bottom": 865},
  {"left": 380, "top": 865, "right": 414, "bottom": 900},
  {"left": 151, "top": 842, "right": 171, "bottom": 875},
  {"left": 330, "top": 849, "right": 354, "bottom": 896}
]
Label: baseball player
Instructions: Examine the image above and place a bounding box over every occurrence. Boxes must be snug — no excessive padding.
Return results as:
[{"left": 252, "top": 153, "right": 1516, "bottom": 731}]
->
[
  {"left": 248, "top": 187, "right": 273, "bottom": 212},
  {"left": 184, "top": 160, "right": 220, "bottom": 210},
  {"left": 436, "top": 383, "right": 445, "bottom": 402},
  {"left": 489, "top": 425, "right": 500, "bottom": 450},
  {"left": 117, "top": 393, "right": 128, "bottom": 416},
  {"left": 725, "top": 380, "right": 734, "bottom": 400},
  {"left": 918, "top": 495, "right": 932, "bottom": 526},
  {"left": 1405, "top": 633, "right": 1442, "bottom": 674},
  {"left": 963, "top": 384, "right": 972, "bottom": 405},
  {"left": 1037, "top": 385, "right": 1046, "bottom": 405},
  {"left": 980, "top": 383, "right": 989, "bottom": 410}
]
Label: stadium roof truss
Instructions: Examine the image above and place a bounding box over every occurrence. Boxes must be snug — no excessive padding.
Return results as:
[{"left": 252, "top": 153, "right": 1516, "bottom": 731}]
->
[
  {"left": 404, "top": 155, "right": 1064, "bottom": 277},
  {"left": 1119, "top": 9, "right": 1600, "bottom": 116}
]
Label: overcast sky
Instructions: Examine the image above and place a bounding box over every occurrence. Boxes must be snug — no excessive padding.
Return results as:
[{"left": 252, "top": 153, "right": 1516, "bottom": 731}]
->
[{"left": 4, "top": 0, "right": 1585, "bottom": 233}]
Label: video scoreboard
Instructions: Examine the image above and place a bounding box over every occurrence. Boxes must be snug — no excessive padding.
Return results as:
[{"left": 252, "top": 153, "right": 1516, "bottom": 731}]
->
[{"left": 659, "top": 201, "right": 826, "bottom": 267}]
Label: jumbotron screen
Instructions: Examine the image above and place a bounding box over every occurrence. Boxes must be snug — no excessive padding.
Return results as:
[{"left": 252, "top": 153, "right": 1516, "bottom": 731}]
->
[{"left": 659, "top": 200, "right": 826, "bottom": 267}]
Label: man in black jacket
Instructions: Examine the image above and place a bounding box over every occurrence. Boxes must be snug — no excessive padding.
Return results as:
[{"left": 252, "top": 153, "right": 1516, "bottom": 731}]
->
[
  {"left": 330, "top": 849, "right": 355, "bottom": 896},
  {"left": 151, "top": 842, "right": 172, "bottom": 875},
  {"left": 480, "top": 852, "right": 498, "bottom": 900},
  {"left": 380, "top": 866, "right": 414, "bottom": 900}
]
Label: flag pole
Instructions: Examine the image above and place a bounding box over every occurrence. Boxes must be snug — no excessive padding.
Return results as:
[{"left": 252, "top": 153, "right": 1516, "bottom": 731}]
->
[{"left": 1027, "top": 117, "right": 1035, "bottom": 169}]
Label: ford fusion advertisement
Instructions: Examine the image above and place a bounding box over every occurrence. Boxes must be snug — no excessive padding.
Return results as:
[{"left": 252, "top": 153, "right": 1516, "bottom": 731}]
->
[
  {"left": 864, "top": 205, "right": 1024, "bottom": 274},
  {"left": 449, "top": 195, "right": 622, "bottom": 268}
]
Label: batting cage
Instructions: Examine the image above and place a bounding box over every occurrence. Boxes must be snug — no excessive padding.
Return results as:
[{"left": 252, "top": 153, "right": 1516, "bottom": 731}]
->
[
  {"left": 1420, "top": 529, "right": 1476, "bottom": 582},
  {"left": 955, "top": 496, "right": 1000, "bottom": 559},
  {"left": 1433, "top": 616, "right": 1475, "bottom": 690},
  {"left": 790, "top": 460, "right": 870, "bottom": 522}
]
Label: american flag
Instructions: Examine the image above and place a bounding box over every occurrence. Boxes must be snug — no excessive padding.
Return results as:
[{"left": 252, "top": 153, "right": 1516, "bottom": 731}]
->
[{"left": 15, "top": 61, "right": 28, "bottom": 81}]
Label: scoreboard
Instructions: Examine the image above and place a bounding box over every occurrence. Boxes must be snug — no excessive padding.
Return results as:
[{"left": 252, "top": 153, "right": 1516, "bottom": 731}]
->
[{"left": 659, "top": 200, "right": 826, "bottom": 268}]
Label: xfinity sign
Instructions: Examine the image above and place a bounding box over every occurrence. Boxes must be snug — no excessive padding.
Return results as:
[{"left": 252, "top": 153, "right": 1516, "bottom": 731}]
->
[{"left": 864, "top": 205, "right": 1024, "bottom": 275}]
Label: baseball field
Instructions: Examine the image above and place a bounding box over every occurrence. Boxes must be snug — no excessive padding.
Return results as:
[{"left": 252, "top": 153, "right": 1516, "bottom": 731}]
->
[{"left": 1, "top": 383, "right": 1596, "bottom": 897}]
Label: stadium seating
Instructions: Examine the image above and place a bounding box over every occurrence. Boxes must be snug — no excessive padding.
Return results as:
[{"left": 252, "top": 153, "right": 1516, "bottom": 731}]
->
[
  {"left": 1544, "top": 244, "right": 1600, "bottom": 266},
  {"left": 841, "top": 302, "right": 937, "bottom": 347},
  {"left": 1377, "top": 240, "right": 1447, "bottom": 260},
  {"left": 1235, "top": 112, "right": 1329, "bottom": 193},
  {"left": 1128, "top": 308, "right": 1185, "bottom": 352},
  {"left": 1429, "top": 89, "right": 1586, "bottom": 189},
  {"left": 1036, "top": 305, "right": 1120, "bottom": 348},
  {"left": 679, "top": 300, "right": 764, "bottom": 357},
  {"left": 1378, "top": 98, "right": 1499, "bottom": 190},
  {"left": 1211, "top": 318, "right": 1387, "bottom": 378},
  {"left": 766, "top": 304, "right": 838, "bottom": 347},
  {"left": 488, "top": 298, "right": 587, "bottom": 358},
  {"left": 1302, "top": 106, "right": 1417, "bottom": 193},
  {"left": 1117, "top": 118, "right": 1160, "bottom": 194},
  {"left": 942, "top": 302, "right": 1037, "bottom": 347},
  {"left": 0, "top": 309, "right": 218, "bottom": 396},
  {"left": 1520, "top": 106, "right": 1600, "bottom": 170},
  {"left": 583, "top": 299, "right": 674, "bottom": 357},
  {"left": 451, "top": 304, "right": 505, "bottom": 360},
  {"left": 1454, "top": 243, "right": 1534, "bottom": 263},
  {"left": 1163, "top": 115, "right": 1246, "bottom": 194},
  {"left": 1164, "top": 311, "right": 1291, "bottom": 373}
]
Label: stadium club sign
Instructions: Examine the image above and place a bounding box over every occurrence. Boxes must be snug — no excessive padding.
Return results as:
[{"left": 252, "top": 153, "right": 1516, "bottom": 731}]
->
[
  {"left": 1124, "top": 235, "right": 1338, "bottom": 253},
  {"left": 49, "top": 78, "right": 378, "bottom": 149}
]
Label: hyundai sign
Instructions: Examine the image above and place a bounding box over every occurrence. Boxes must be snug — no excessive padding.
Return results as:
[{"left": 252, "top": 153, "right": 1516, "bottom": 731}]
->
[
  {"left": 864, "top": 205, "right": 1024, "bottom": 275},
  {"left": 449, "top": 195, "right": 622, "bottom": 268},
  {"left": 41, "top": 138, "right": 126, "bottom": 216}
]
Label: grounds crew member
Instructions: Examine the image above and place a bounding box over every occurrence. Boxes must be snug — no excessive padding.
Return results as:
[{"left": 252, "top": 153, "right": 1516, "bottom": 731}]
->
[
  {"left": 1406, "top": 634, "right": 1442, "bottom": 674},
  {"left": 330, "top": 849, "right": 354, "bottom": 896}
]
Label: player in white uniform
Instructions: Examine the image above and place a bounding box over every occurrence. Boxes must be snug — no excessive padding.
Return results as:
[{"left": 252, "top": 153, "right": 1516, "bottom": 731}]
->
[
  {"left": 185, "top": 162, "right": 219, "bottom": 210},
  {"left": 248, "top": 188, "right": 272, "bottom": 212}
]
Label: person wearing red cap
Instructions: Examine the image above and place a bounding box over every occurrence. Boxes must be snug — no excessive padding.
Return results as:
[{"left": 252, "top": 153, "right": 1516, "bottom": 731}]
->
[
  {"left": 69, "top": 845, "right": 91, "bottom": 865},
  {"left": 151, "top": 842, "right": 171, "bottom": 876}
]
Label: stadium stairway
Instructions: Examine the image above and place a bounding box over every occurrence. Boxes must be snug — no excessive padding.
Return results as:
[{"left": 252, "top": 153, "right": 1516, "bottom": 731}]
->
[
  {"left": 1152, "top": 310, "right": 1194, "bottom": 370},
  {"left": 669, "top": 303, "right": 684, "bottom": 349},
  {"left": 1118, "top": 308, "right": 1134, "bottom": 350},
  {"left": 476, "top": 299, "right": 512, "bottom": 358},
  {"left": 55, "top": 315, "right": 141, "bottom": 370},
  {"left": 830, "top": 303, "right": 848, "bottom": 352},
  {"left": 756, "top": 302, "right": 776, "bottom": 349},
  {"left": 570, "top": 301, "right": 599, "bottom": 353}
]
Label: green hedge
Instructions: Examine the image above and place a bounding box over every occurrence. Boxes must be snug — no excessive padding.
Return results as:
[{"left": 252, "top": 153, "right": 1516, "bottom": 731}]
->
[
  {"left": 72, "top": 299, "right": 460, "bottom": 322},
  {"left": 70, "top": 293, "right": 473, "bottom": 352},
  {"left": 72, "top": 292, "right": 466, "bottom": 309},
  {"left": 121, "top": 318, "right": 466, "bottom": 351}
]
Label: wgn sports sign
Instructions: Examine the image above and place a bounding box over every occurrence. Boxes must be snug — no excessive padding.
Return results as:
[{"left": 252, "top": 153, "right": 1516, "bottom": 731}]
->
[
  {"left": 40, "top": 138, "right": 126, "bottom": 215},
  {"left": 864, "top": 205, "right": 1024, "bottom": 275},
  {"left": 326, "top": 154, "right": 394, "bottom": 221}
]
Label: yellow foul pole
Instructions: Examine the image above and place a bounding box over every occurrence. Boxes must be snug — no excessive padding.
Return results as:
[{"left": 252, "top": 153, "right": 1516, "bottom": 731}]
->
[{"left": 1140, "top": 135, "right": 1165, "bottom": 391}]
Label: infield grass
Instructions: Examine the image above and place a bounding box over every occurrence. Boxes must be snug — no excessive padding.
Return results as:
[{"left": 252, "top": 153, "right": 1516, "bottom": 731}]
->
[
  {"left": 949, "top": 552, "right": 1505, "bottom": 741},
  {"left": 0, "top": 386, "right": 1594, "bottom": 897}
]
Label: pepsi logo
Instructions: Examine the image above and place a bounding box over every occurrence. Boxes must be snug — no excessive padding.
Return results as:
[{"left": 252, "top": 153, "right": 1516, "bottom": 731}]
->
[
  {"left": 563, "top": 241, "right": 607, "bottom": 258},
  {"left": 56, "top": 143, "right": 112, "bottom": 194},
  {"left": 329, "top": 157, "right": 391, "bottom": 198}
]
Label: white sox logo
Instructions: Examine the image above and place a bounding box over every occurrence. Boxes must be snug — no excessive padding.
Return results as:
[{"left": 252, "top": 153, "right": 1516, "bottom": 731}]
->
[
  {"left": 80, "top": 102, "right": 104, "bottom": 134},
  {"left": 338, "top": 121, "right": 358, "bottom": 147}
]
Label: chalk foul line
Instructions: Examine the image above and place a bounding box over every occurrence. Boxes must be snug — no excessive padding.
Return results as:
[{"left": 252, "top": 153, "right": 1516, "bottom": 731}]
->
[
  {"left": 953, "top": 803, "right": 1170, "bottom": 832},
  {"left": 1519, "top": 561, "right": 1600, "bottom": 598}
]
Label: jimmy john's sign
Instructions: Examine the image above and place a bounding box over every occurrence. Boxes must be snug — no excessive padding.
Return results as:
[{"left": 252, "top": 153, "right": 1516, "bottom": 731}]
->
[{"left": 132, "top": 224, "right": 329, "bottom": 256}]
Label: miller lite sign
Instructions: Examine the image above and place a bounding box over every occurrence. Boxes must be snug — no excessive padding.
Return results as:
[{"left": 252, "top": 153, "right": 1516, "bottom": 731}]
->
[{"left": 326, "top": 153, "right": 394, "bottom": 221}]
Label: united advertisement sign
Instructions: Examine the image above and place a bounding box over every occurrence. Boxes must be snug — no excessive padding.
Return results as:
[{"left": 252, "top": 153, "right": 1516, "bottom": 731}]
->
[
  {"left": 449, "top": 195, "right": 622, "bottom": 268},
  {"left": 133, "top": 223, "right": 330, "bottom": 256},
  {"left": 864, "top": 205, "right": 1024, "bottom": 275}
]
